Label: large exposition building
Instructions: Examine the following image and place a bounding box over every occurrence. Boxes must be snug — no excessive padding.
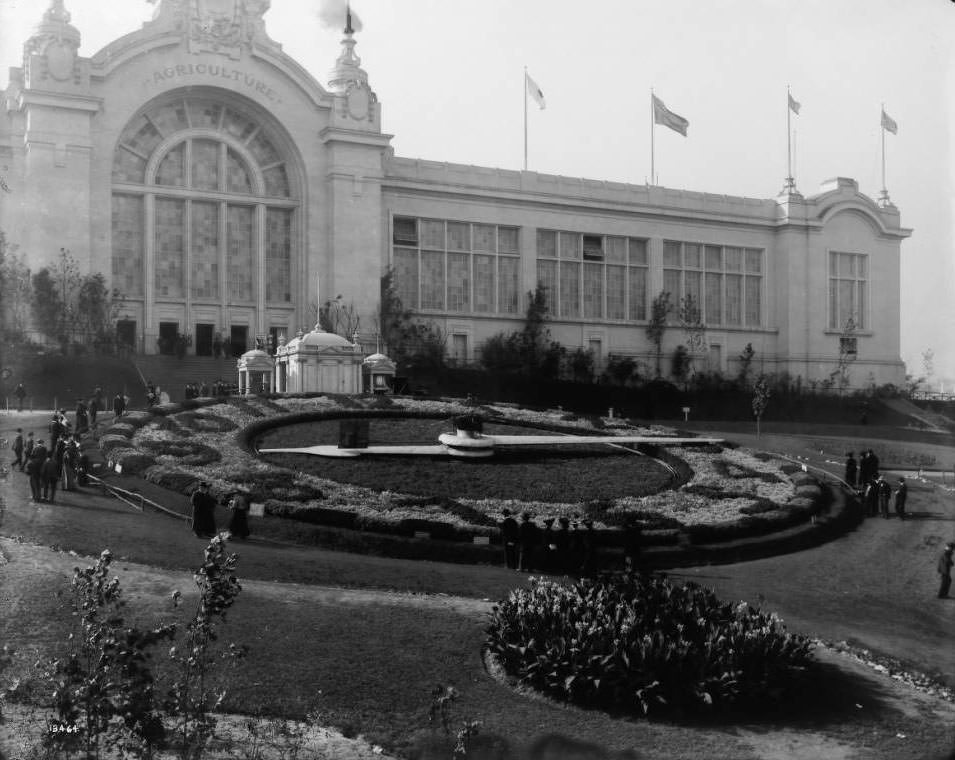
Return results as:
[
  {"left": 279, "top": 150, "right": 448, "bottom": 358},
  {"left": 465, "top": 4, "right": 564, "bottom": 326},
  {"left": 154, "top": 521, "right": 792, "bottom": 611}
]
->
[{"left": 1, "top": 1, "right": 912, "bottom": 386}]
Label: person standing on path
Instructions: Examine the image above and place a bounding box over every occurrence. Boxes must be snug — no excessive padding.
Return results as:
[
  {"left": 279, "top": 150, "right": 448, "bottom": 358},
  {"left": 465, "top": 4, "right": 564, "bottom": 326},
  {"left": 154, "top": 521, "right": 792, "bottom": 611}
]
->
[
  {"left": 894, "top": 477, "right": 908, "bottom": 520},
  {"left": 877, "top": 476, "right": 891, "bottom": 518},
  {"left": 227, "top": 491, "right": 251, "bottom": 540},
  {"left": 41, "top": 453, "right": 59, "bottom": 504},
  {"left": 190, "top": 481, "right": 217, "bottom": 538},
  {"left": 14, "top": 382, "right": 26, "bottom": 412},
  {"left": 938, "top": 543, "right": 954, "bottom": 599},
  {"left": 499, "top": 509, "right": 519, "bottom": 569},
  {"left": 11, "top": 428, "right": 24, "bottom": 470},
  {"left": 113, "top": 392, "right": 126, "bottom": 418},
  {"left": 844, "top": 452, "right": 858, "bottom": 490}
]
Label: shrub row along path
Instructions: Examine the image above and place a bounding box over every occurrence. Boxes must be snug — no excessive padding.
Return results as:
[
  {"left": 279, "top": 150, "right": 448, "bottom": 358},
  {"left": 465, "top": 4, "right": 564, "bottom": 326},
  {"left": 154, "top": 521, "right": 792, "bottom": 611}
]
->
[{"left": 2, "top": 410, "right": 955, "bottom": 759}]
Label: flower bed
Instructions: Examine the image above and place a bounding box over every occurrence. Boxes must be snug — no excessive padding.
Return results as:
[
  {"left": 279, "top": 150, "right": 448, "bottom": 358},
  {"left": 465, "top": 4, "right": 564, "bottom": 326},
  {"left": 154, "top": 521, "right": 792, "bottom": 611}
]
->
[{"left": 103, "top": 395, "right": 823, "bottom": 548}]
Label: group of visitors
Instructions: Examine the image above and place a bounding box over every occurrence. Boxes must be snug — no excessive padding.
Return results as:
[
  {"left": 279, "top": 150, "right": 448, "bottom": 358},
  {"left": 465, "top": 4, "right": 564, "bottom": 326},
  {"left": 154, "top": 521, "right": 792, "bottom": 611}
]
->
[
  {"left": 190, "top": 481, "right": 251, "bottom": 540},
  {"left": 11, "top": 424, "right": 89, "bottom": 505},
  {"left": 845, "top": 449, "right": 908, "bottom": 520},
  {"left": 182, "top": 378, "right": 235, "bottom": 400},
  {"left": 499, "top": 510, "right": 599, "bottom": 575}
]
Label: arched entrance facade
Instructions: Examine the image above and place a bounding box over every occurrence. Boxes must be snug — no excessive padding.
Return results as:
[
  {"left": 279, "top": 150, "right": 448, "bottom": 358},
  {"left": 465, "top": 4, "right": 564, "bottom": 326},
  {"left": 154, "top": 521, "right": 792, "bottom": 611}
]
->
[{"left": 110, "top": 89, "right": 303, "bottom": 356}]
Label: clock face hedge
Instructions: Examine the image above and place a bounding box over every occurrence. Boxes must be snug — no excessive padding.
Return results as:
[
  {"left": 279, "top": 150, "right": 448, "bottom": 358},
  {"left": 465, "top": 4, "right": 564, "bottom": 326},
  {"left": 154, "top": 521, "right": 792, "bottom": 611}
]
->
[{"left": 485, "top": 573, "right": 813, "bottom": 717}]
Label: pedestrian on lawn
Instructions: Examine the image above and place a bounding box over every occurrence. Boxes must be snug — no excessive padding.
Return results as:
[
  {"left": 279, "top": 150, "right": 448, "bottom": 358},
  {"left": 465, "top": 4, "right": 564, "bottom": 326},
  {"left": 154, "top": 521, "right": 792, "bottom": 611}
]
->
[
  {"left": 894, "top": 477, "right": 908, "bottom": 520},
  {"left": 41, "top": 453, "right": 59, "bottom": 504},
  {"left": 863, "top": 480, "right": 878, "bottom": 517},
  {"left": 113, "top": 392, "right": 126, "bottom": 418},
  {"left": 859, "top": 450, "right": 871, "bottom": 485},
  {"left": 227, "top": 491, "right": 251, "bottom": 540},
  {"left": 14, "top": 382, "right": 26, "bottom": 412},
  {"left": 518, "top": 512, "right": 538, "bottom": 572},
  {"left": 190, "top": 481, "right": 217, "bottom": 538},
  {"left": 938, "top": 543, "right": 954, "bottom": 599},
  {"left": 22, "top": 432, "right": 34, "bottom": 470},
  {"left": 11, "top": 428, "right": 24, "bottom": 470},
  {"left": 877, "top": 476, "right": 891, "bottom": 518},
  {"left": 844, "top": 451, "right": 858, "bottom": 489},
  {"left": 88, "top": 393, "right": 100, "bottom": 430},
  {"left": 499, "top": 508, "right": 519, "bottom": 570}
]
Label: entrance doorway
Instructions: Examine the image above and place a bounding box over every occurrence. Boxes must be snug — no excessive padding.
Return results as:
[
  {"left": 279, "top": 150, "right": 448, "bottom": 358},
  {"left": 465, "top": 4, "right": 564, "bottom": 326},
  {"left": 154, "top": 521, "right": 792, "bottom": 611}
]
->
[
  {"left": 158, "top": 322, "right": 178, "bottom": 355},
  {"left": 195, "top": 323, "right": 214, "bottom": 356},
  {"left": 230, "top": 325, "right": 248, "bottom": 357},
  {"left": 116, "top": 320, "right": 137, "bottom": 350}
]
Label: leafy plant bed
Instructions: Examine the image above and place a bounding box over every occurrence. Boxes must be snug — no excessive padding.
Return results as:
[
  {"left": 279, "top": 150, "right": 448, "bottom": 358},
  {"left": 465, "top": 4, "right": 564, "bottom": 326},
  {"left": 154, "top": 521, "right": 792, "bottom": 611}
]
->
[{"left": 486, "top": 572, "right": 814, "bottom": 718}]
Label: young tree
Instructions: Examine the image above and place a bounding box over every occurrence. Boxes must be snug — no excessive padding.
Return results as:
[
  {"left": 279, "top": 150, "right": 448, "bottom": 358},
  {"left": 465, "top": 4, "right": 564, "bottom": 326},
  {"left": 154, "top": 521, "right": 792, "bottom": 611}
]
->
[
  {"left": 76, "top": 272, "right": 126, "bottom": 348},
  {"left": 752, "top": 374, "right": 771, "bottom": 437},
  {"left": 677, "top": 293, "right": 706, "bottom": 379},
  {"left": 0, "top": 232, "right": 32, "bottom": 343},
  {"left": 376, "top": 269, "right": 446, "bottom": 371},
  {"left": 645, "top": 291, "right": 672, "bottom": 378},
  {"left": 32, "top": 248, "right": 80, "bottom": 345},
  {"left": 829, "top": 317, "right": 857, "bottom": 393}
]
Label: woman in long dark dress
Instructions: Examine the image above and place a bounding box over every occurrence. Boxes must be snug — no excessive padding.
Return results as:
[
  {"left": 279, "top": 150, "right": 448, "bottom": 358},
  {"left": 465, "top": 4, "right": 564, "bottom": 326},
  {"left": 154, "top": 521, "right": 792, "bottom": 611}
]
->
[
  {"left": 227, "top": 491, "right": 251, "bottom": 539},
  {"left": 191, "top": 482, "right": 217, "bottom": 538}
]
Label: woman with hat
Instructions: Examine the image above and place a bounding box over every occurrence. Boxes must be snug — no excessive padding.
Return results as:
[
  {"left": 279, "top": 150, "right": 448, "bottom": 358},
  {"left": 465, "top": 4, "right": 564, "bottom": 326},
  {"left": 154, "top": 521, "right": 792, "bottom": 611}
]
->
[
  {"left": 190, "top": 482, "right": 217, "bottom": 538},
  {"left": 227, "top": 490, "right": 251, "bottom": 540}
]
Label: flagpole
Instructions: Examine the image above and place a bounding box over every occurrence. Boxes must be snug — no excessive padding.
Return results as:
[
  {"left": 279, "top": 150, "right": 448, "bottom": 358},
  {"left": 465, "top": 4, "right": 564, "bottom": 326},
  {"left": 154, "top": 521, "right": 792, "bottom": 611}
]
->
[
  {"left": 785, "top": 85, "right": 793, "bottom": 192},
  {"left": 523, "top": 67, "right": 528, "bottom": 172},
  {"left": 880, "top": 102, "right": 886, "bottom": 194},
  {"left": 650, "top": 89, "right": 655, "bottom": 185}
]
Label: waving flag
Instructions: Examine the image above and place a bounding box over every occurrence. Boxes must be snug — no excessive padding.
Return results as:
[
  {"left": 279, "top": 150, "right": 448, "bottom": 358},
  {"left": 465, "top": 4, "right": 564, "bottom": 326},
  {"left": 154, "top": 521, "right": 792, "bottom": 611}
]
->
[
  {"left": 652, "top": 95, "right": 688, "bottom": 136},
  {"left": 525, "top": 72, "right": 546, "bottom": 110},
  {"left": 881, "top": 108, "right": 898, "bottom": 135},
  {"left": 788, "top": 93, "right": 801, "bottom": 115}
]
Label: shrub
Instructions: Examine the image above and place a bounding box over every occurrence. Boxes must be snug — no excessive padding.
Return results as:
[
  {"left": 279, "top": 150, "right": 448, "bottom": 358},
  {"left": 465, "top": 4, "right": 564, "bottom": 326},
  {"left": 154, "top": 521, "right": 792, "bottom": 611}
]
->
[
  {"left": 143, "top": 466, "right": 201, "bottom": 495},
  {"left": 486, "top": 573, "right": 813, "bottom": 717},
  {"left": 111, "top": 449, "right": 156, "bottom": 475},
  {"left": 137, "top": 439, "right": 221, "bottom": 465}
]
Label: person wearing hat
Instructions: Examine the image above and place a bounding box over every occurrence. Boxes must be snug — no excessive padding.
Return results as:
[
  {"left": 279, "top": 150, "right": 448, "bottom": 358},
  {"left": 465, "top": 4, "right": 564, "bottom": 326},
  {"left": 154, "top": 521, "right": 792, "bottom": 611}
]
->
[
  {"left": 894, "top": 477, "right": 908, "bottom": 520},
  {"left": 876, "top": 475, "right": 891, "bottom": 519},
  {"left": 844, "top": 452, "right": 858, "bottom": 490},
  {"left": 518, "top": 513, "right": 538, "bottom": 572},
  {"left": 28, "top": 439, "right": 48, "bottom": 502},
  {"left": 226, "top": 490, "right": 251, "bottom": 540},
  {"left": 938, "top": 543, "right": 955, "bottom": 599},
  {"left": 190, "top": 482, "right": 217, "bottom": 538},
  {"left": 499, "top": 509, "right": 519, "bottom": 570}
]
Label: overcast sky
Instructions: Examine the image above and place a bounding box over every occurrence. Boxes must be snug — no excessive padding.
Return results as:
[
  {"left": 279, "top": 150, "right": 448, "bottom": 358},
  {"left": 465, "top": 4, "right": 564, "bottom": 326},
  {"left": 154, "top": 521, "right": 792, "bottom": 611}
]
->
[{"left": 2, "top": 0, "right": 952, "bottom": 380}]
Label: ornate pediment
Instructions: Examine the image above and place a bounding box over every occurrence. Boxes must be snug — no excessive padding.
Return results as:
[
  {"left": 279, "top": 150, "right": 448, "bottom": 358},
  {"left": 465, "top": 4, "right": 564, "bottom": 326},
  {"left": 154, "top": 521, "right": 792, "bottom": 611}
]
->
[{"left": 151, "top": 0, "right": 272, "bottom": 59}]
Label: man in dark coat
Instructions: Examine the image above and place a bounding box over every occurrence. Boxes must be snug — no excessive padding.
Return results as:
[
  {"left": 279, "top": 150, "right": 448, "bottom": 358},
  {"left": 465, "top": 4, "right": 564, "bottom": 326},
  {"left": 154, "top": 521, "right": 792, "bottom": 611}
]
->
[
  {"left": 894, "top": 477, "right": 908, "bottom": 520},
  {"left": 499, "top": 509, "right": 519, "bottom": 570},
  {"left": 11, "top": 428, "right": 24, "bottom": 470},
  {"left": 844, "top": 452, "right": 858, "bottom": 489},
  {"left": 877, "top": 476, "right": 891, "bottom": 518},
  {"left": 14, "top": 383, "right": 26, "bottom": 412},
  {"left": 938, "top": 543, "right": 954, "bottom": 599},
  {"left": 518, "top": 513, "right": 538, "bottom": 572},
  {"left": 113, "top": 392, "right": 126, "bottom": 418},
  {"left": 41, "top": 454, "right": 59, "bottom": 504}
]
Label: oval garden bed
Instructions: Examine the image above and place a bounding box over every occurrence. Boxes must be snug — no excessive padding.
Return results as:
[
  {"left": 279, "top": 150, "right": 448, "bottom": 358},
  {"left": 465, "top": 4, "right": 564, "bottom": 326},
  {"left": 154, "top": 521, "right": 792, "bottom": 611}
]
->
[{"left": 98, "top": 394, "right": 829, "bottom": 560}]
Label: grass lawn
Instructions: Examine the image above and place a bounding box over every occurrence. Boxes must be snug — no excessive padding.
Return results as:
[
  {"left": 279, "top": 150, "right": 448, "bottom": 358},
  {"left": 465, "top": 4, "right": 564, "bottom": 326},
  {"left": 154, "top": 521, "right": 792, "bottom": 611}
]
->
[{"left": 256, "top": 418, "right": 674, "bottom": 501}]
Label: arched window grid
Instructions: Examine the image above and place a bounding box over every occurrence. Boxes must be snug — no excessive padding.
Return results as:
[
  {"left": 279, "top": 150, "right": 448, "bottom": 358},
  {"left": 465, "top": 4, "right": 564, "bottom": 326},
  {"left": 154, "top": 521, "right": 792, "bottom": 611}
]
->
[{"left": 110, "top": 95, "right": 300, "bottom": 310}]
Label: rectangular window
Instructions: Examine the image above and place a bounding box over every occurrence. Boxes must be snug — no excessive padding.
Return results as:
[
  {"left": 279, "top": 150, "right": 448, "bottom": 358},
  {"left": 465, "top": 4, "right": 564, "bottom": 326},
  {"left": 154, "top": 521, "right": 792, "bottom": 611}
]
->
[
  {"left": 227, "top": 205, "right": 254, "bottom": 302},
  {"left": 191, "top": 202, "right": 219, "bottom": 299},
  {"left": 537, "top": 259, "right": 558, "bottom": 309},
  {"left": 473, "top": 224, "right": 496, "bottom": 252},
  {"left": 840, "top": 336, "right": 858, "bottom": 356},
  {"left": 499, "top": 257, "right": 520, "bottom": 314},
  {"left": 420, "top": 250, "right": 445, "bottom": 309},
  {"left": 744, "top": 275, "right": 761, "bottom": 326},
  {"left": 266, "top": 207, "right": 293, "bottom": 303},
  {"left": 663, "top": 269, "right": 681, "bottom": 300},
  {"left": 663, "top": 241, "right": 681, "bottom": 268},
  {"left": 393, "top": 248, "right": 419, "bottom": 309},
  {"left": 473, "top": 254, "right": 495, "bottom": 313},
  {"left": 559, "top": 232, "right": 580, "bottom": 259},
  {"left": 583, "top": 262, "right": 603, "bottom": 318},
  {"left": 627, "top": 266, "right": 647, "bottom": 321},
  {"left": 393, "top": 216, "right": 418, "bottom": 245},
  {"left": 537, "top": 229, "right": 557, "bottom": 258},
  {"left": 828, "top": 251, "right": 867, "bottom": 330},
  {"left": 420, "top": 219, "right": 444, "bottom": 249},
  {"left": 725, "top": 273, "right": 742, "bottom": 325},
  {"left": 451, "top": 334, "right": 468, "bottom": 364},
  {"left": 607, "top": 264, "right": 626, "bottom": 320},
  {"left": 705, "top": 272, "right": 722, "bottom": 324},
  {"left": 154, "top": 198, "right": 184, "bottom": 298},
  {"left": 447, "top": 222, "right": 470, "bottom": 251},
  {"left": 582, "top": 234, "right": 603, "bottom": 261},
  {"left": 559, "top": 261, "right": 580, "bottom": 317},
  {"left": 111, "top": 194, "right": 144, "bottom": 297},
  {"left": 499, "top": 226, "right": 519, "bottom": 254},
  {"left": 446, "top": 252, "right": 470, "bottom": 311},
  {"left": 605, "top": 236, "right": 626, "bottom": 263}
]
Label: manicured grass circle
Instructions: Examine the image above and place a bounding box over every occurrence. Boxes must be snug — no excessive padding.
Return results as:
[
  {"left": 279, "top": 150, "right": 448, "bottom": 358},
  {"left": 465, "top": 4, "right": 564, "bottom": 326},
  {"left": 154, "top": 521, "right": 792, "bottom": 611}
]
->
[{"left": 255, "top": 417, "right": 675, "bottom": 503}]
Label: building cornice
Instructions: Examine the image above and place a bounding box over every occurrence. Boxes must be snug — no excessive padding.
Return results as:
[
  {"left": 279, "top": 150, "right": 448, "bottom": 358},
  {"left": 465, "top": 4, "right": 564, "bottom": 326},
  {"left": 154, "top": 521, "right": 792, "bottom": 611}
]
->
[{"left": 16, "top": 89, "right": 102, "bottom": 113}]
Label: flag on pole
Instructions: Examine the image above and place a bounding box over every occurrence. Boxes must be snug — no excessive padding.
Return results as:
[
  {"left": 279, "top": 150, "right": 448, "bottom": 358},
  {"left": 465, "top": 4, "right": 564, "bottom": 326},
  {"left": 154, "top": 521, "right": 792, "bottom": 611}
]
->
[
  {"left": 788, "top": 93, "right": 801, "bottom": 115},
  {"left": 652, "top": 94, "right": 688, "bottom": 136},
  {"left": 881, "top": 108, "right": 898, "bottom": 135},
  {"left": 525, "top": 72, "right": 546, "bottom": 110}
]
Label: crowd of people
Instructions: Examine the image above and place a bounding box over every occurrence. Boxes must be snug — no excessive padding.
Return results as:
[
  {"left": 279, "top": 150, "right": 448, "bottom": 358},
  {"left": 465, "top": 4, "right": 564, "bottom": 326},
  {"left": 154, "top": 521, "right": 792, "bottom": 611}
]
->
[
  {"left": 182, "top": 378, "right": 237, "bottom": 400},
  {"left": 10, "top": 405, "right": 94, "bottom": 504},
  {"left": 844, "top": 448, "right": 909, "bottom": 520},
  {"left": 498, "top": 510, "right": 645, "bottom": 576}
]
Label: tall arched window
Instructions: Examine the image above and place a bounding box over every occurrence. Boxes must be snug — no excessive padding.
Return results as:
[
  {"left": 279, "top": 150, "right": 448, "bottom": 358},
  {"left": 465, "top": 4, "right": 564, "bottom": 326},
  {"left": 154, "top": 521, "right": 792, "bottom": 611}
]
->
[{"left": 110, "top": 95, "right": 298, "bottom": 308}]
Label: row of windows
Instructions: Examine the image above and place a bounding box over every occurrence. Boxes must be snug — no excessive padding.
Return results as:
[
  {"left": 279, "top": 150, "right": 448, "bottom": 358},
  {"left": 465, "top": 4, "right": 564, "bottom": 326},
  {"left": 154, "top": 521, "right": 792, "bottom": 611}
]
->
[
  {"left": 536, "top": 232, "right": 649, "bottom": 320},
  {"left": 662, "top": 240, "right": 763, "bottom": 327},
  {"left": 112, "top": 194, "right": 293, "bottom": 303},
  {"left": 392, "top": 218, "right": 521, "bottom": 314}
]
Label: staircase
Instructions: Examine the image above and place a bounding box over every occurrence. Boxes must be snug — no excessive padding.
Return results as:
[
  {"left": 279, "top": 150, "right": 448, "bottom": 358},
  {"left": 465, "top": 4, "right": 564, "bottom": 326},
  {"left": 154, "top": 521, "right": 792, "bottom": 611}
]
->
[{"left": 133, "top": 355, "right": 240, "bottom": 403}]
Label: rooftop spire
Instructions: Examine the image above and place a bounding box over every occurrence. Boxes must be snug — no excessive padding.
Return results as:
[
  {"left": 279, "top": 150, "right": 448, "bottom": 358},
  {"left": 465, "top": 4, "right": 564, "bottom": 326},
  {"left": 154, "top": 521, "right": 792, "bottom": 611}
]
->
[
  {"left": 45, "top": 0, "right": 71, "bottom": 24},
  {"left": 344, "top": 4, "right": 354, "bottom": 35},
  {"left": 327, "top": 2, "right": 368, "bottom": 93}
]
